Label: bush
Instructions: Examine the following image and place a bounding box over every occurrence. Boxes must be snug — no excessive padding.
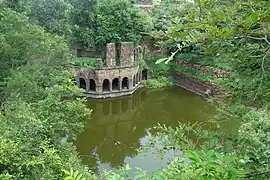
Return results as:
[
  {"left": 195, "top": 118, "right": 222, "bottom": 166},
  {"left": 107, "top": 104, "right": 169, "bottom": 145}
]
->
[{"left": 144, "top": 76, "right": 173, "bottom": 88}]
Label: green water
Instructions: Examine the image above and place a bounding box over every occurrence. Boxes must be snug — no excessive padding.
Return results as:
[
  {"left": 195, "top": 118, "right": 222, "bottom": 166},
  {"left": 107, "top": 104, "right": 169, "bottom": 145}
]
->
[{"left": 75, "top": 87, "right": 238, "bottom": 174}]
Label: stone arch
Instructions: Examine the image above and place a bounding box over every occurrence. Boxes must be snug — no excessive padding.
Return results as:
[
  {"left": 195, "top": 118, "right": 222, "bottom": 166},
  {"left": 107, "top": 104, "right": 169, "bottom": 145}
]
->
[
  {"left": 142, "top": 69, "right": 148, "bottom": 80},
  {"left": 79, "top": 78, "right": 86, "bottom": 90},
  {"left": 133, "top": 75, "right": 136, "bottom": 87},
  {"left": 122, "top": 77, "right": 129, "bottom": 89},
  {"left": 112, "top": 78, "right": 120, "bottom": 91},
  {"left": 102, "top": 79, "right": 110, "bottom": 92},
  {"left": 89, "top": 79, "right": 96, "bottom": 91}
]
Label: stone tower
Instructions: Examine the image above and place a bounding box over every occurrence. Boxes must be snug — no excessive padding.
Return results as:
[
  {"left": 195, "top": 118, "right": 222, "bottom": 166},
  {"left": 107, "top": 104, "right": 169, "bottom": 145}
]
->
[{"left": 106, "top": 43, "right": 116, "bottom": 68}]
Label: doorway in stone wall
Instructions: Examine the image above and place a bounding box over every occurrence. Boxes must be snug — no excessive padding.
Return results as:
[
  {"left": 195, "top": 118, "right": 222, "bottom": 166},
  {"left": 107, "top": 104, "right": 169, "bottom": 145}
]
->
[
  {"left": 112, "top": 78, "right": 120, "bottom": 91},
  {"left": 79, "top": 78, "right": 86, "bottom": 90},
  {"left": 103, "top": 79, "right": 110, "bottom": 92},
  {"left": 122, "top": 77, "right": 129, "bottom": 90},
  {"left": 89, "top": 79, "right": 96, "bottom": 92},
  {"left": 142, "top": 69, "right": 148, "bottom": 80}
]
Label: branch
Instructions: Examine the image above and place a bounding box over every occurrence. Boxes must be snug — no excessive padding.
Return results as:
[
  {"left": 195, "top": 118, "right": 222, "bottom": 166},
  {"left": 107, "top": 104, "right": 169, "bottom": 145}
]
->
[
  {"left": 240, "top": 170, "right": 270, "bottom": 178},
  {"left": 253, "top": 47, "right": 269, "bottom": 101},
  {"left": 245, "top": 35, "right": 270, "bottom": 45}
]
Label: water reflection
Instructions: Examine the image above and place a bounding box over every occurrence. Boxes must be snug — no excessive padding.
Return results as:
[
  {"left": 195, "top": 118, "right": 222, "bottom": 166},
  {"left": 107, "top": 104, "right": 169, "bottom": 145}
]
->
[{"left": 76, "top": 87, "right": 218, "bottom": 173}]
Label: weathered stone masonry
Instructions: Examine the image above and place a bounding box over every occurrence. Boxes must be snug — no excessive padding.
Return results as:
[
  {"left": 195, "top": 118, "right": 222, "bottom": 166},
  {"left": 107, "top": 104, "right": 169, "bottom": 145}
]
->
[{"left": 74, "top": 42, "right": 149, "bottom": 98}]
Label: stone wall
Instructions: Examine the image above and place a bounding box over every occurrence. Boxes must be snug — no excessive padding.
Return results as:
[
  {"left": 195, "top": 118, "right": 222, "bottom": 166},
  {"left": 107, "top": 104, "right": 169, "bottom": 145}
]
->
[
  {"left": 136, "top": 0, "right": 153, "bottom": 5},
  {"left": 171, "top": 71, "right": 222, "bottom": 98},
  {"left": 120, "top": 42, "right": 134, "bottom": 67}
]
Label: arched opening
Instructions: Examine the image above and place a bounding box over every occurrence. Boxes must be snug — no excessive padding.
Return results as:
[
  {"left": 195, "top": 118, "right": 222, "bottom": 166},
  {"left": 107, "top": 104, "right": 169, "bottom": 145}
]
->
[
  {"left": 142, "top": 69, "right": 148, "bottom": 80},
  {"left": 77, "top": 49, "right": 83, "bottom": 57},
  {"left": 102, "top": 79, "right": 110, "bottom": 92},
  {"left": 112, "top": 78, "right": 120, "bottom": 91},
  {"left": 89, "top": 79, "right": 96, "bottom": 91},
  {"left": 133, "top": 75, "right": 136, "bottom": 87},
  {"left": 79, "top": 78, "right": 86, "bottom": 90},
  {"left": 136, "top": 73, "right": 139, "bottom": 84},
  {"left": 122, "top": 77, "right": 129, "bottom": 90}
]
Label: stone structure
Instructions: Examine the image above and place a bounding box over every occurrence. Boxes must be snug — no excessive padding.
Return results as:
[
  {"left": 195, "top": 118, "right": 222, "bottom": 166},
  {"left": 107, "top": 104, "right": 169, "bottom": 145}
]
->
[
  {"left": 74, "top": 42, "right": 149, "bottom": 98},
  {"left": 136, "top": 0, "right": 154, "bottom": 13},
  {"left": 136, "top": 0, "right": 153, "bottom": 5},
  {"left": 170, "top": 71, "right": 222, "bottom": 99}
]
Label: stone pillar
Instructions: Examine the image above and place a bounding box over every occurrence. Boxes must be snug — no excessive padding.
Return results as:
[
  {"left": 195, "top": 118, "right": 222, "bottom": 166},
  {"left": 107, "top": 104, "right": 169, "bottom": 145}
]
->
[
  {"left": 119, "top": 79, "right": 122, "bottom": 90},
  {"left": 96, "top": 80, "right": 103, "bottom": 94},
  {"left": 120, "top": 42, "right": 134, "bottom": 67},
  {"left": 86, "top": 79, "right": 90, "bottom": 92},
  {"left": 109, "top": 80, "right": 112, "bottom": 92},
  {"left": 129, "top": 78, "right": 133, "bottom": 89},
  {"left": 97, "top": 58, "right": 103, "bottom": 68},
  {"left": 118, "top": 78, "right": 121, "bottom": 90},
  {"left": 106, "top": 43, "right": 116, "bottom": 68}
]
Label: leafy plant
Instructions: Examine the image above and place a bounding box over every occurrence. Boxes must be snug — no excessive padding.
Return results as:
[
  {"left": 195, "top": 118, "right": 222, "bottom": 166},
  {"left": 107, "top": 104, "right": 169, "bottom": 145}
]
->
[
  {"left": 62, "top": 168, "right": 88, "bottom": 180},
  {"left": 70, "top": 57, "right": 101, "bottom": 68}
]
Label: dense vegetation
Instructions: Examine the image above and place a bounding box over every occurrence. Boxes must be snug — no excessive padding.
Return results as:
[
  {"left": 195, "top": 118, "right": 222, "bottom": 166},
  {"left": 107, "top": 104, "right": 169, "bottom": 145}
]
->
[{"left": 0, "top": 0, "right": 269, "bottom": 179}]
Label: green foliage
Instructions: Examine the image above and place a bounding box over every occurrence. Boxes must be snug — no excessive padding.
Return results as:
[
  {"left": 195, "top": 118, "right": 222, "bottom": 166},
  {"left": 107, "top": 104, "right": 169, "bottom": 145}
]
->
[
  {"left": 69, "top": 0, "right": 97, "bottom": 48},
  {"left": 0, "top": 64, "right": 93, "bottom": 179},
  {"left": 30, "top": 0, "right": 72, "bottom": 36},
  {"left": 150, "top": 0, "right": 270, "bottom": 178},
  {"left": 145, "top": 55, "right": 171, "bottom": 77},
  {"left": 170, "top": 64, "right": 214, "bottom": 82},
  {"left": 70, "top": 57, "right": 100, "bottom": 68},
  {"left": 62, "top": 168, "right": 96, "bottom": 180},
  {"left": 0, "top": 7, "right": 93, "bottom": 180},
  {"left": 144, "top": 76, "right": 173, "bottom": 89},
  {"left": 101, "top": 164, "right": 131, "bottom": 180},
  {"left": 94, "top": 0, "right": 152, "bottom": 47},
  {"left": 0, "top": 8, "right": 69, "bottom": 82}
]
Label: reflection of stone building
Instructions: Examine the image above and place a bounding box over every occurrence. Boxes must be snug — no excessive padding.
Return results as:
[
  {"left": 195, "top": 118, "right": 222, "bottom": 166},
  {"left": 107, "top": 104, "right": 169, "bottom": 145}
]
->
[
  {"left": 76, "top": 87, "right": 217, "bottom": 171},
  {"left": 76, "top": 89, "right": 151, "bottom": 169},
  {"left": 74, "top": 42, "right": 149, "bottom": 98}
]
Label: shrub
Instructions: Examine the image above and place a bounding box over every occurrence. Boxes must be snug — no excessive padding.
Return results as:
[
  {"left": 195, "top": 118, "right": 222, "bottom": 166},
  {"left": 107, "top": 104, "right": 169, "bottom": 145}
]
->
[{"left": 144, "top": 76, "right": 173, "bottom": 88}]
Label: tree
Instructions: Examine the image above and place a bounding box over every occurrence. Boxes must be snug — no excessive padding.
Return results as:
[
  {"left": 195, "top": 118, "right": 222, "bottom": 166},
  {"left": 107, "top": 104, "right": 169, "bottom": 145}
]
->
[
  {"left": 0, "top": 8, "right": 95, "bottom": 179},
  {"left": 94, "top": 0, "right": 153, "bottom": 48},
  {"left": 69, "top": 0, "right": 97, "bottom": 48},
  {"left": 29, "top": 0, "right": 71, "bottom": 36}
]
